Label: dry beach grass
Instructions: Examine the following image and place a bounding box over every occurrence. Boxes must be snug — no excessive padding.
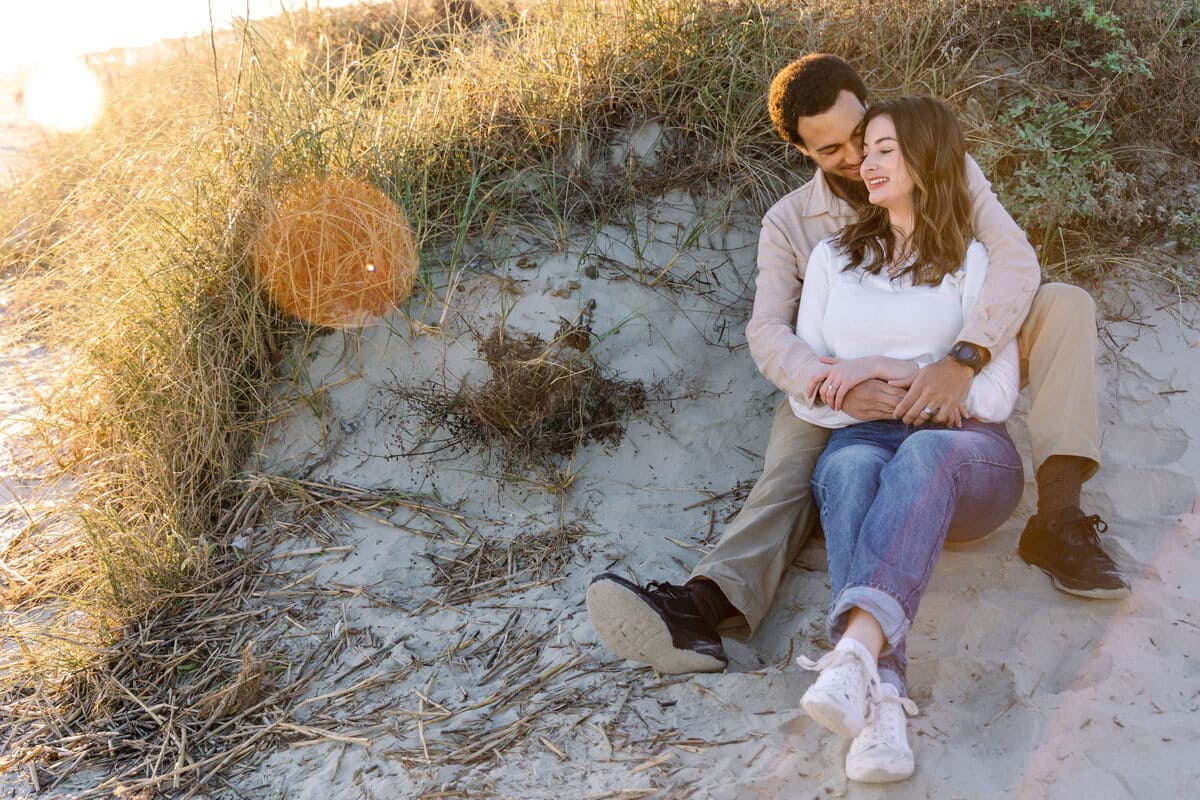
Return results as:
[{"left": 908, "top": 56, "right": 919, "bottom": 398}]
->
[{"left": 1, "top": 0, "right": 1199, "bottom": 795}]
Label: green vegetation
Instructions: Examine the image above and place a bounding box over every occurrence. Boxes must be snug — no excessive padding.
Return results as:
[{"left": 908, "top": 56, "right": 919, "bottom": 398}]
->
[{"left": 1, "top": 0, "right": 1197, "bottom": 792}]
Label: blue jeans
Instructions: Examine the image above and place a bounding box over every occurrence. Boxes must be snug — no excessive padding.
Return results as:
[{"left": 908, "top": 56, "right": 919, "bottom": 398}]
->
[{"left": 810, "top": 420, "right": 1023, "bottom": 694}]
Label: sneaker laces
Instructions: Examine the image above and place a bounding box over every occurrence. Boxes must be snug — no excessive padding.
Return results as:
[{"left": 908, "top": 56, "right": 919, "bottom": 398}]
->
[
  {"left": 1057, "top": 512, "right": 1108, "bottom": 542},
  {"left": 645, "top": 580, "right": 690, "bottom": 601},
  {"left": 797, "top": 646, "right": 887, "bottom": 721},
  {"left": 880, "top": 691, "right": 919, "bottom": 718},
  {"left": 1058, "top": 513, "right": 1117, "bottom": 559},
  {"left": 1077, "top": 514, "right": 1109, "bottom": 538},
  {"left": 855, "top": 690, "right": 918, "bottom": 749}
]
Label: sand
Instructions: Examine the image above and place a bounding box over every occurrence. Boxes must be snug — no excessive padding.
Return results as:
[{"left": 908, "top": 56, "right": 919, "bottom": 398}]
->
[
  {"left": 2, "top": 128, "right": 1198, "bottom": 797},
  {"left": 217, "top": 181, "right": 1200, "bottom": 798}
]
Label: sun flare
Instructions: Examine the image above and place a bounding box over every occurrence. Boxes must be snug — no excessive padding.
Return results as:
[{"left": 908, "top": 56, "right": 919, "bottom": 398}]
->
[{"left": 23, "top": 58, "right": 105, "bottom": 132}]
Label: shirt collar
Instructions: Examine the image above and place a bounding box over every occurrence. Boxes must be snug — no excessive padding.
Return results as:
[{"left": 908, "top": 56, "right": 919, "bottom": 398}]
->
[{"left": 802, "top": 171, "right": 858, "bottom": 220}]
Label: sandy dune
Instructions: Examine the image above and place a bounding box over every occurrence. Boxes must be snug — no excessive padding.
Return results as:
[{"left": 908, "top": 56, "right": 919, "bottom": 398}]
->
[
  {"left": 222, "top": 179, "right": 1200, "bottom": 798},
  {"left": 2, "top": 109, "right": 1197, "bottom": 796}
]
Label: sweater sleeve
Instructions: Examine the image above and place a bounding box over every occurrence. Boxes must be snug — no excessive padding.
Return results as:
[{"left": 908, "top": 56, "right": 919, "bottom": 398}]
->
[
  {"left": 746, "top": 210, "right": 827, "bottom": 405},
  {"left": 788, "top": 241, "right": 857, "bottom": 428},
  {"left": 960, "top": 155, "right": 1041, "bottom": 353},
  {"left": 959, "top": 243, "right": 1020, "bottom": 422}
]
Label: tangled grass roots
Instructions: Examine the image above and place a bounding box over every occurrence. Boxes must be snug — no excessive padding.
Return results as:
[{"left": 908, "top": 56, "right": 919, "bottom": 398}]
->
[{"left": 391, "top": 319, "right": 646, "bottom": 470}]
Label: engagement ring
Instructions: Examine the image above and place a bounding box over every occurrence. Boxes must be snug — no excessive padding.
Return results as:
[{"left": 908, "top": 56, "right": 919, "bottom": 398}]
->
[{"left": 923, "top": 406, "right": 935, "bottom": 416}]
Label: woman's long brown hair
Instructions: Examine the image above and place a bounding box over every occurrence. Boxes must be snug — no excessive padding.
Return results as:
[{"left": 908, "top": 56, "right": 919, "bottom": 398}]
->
[{"left": 834, "top": 96, "right": 973, "bottom": 286}]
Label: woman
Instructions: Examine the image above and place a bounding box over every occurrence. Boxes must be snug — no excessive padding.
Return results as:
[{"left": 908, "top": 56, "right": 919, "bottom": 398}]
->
[{"left": 789, "top": 96, "right": 1024, "bottom": 783}]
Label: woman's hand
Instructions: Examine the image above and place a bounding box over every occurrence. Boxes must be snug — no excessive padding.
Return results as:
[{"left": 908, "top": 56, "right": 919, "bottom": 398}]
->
[
  {"left": 813, "top": 357, "right": 907, "bottom": 411},
  {"left": 811, "top": 357, "right": 921, "bottom": 411},
  {"left": 806, "top": 366, "right": 832, "bottom": 404},
  {"left": 817, "top": 357, "right": 869, "bottom": 410}
]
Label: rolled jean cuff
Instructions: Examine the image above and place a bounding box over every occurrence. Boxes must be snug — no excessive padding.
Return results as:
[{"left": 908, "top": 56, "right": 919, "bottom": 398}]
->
[{"left": 830, "top": 585, "right": 910, "bottom": 657}]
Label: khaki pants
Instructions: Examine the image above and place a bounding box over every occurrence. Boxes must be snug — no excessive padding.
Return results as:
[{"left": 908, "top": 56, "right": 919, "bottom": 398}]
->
[{"left": 691, "top": 283, "right": 1100, "bottom": 638}]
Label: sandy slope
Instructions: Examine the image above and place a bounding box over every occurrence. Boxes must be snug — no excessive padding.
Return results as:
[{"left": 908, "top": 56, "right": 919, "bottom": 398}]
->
[
  {"left": 213, "top": 177, "right": 1200, "bottom": 799},
  {"left": 1, "top": 111, "right": 1196, "bottom": 796}
]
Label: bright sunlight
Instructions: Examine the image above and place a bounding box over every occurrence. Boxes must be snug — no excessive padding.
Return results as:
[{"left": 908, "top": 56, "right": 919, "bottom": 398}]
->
[{"left": 23, "top": 59, "right": 105, "bottom": 132}]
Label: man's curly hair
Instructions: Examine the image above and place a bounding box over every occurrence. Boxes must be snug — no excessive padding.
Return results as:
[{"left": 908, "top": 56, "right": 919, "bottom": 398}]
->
[{"left": 768, "top": 54, "right": 868, "bottom": 147}]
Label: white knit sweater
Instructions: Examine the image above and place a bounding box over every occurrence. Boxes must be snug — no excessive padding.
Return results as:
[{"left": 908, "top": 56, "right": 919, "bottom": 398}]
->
[{"left": 789, "top": 238, "right": 1020, "bottom": 429}]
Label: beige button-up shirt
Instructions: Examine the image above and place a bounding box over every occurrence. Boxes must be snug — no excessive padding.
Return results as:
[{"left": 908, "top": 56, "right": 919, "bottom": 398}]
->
[{"left": 747, "top": 156, "right": 1041, "bottom": 407}]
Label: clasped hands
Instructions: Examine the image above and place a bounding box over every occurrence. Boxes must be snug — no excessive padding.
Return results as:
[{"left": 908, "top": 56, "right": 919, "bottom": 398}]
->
[{"left": 807, "top": 355, "right": 974, "bottom": 426}]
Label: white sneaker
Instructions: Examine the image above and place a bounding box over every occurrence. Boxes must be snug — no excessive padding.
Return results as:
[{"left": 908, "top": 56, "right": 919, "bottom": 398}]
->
[
  {"left": 846, "top": 683, "right": 919, "bottom": 783},
  {"left": 797, "top": 638, "right": 880, "bottom": 738}
]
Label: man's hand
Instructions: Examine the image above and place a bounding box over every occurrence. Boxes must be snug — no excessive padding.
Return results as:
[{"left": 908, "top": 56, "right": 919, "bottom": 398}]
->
[
  {"left": 893, "top": 357, "right": 974, "bottom": 425},
  {"left": 841, "top": 379, "right": 906, "bottom": 421}
]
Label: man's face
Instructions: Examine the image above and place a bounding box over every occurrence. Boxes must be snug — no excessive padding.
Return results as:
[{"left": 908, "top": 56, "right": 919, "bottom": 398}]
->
[{"left": 794, "top": 90, "right": 867, "bottom": 184}]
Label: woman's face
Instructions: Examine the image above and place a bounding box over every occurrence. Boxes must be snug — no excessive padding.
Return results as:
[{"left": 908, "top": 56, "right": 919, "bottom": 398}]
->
[{"left": 859, "top": 114, "right": 914, "bottom": 212}]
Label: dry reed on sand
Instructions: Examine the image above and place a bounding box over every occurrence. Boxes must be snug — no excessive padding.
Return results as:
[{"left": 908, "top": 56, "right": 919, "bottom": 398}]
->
[
  {"left": 255, "top": 176, "right": 419, "bottom": 328},
  {"left": 387, "top": 316, "right": 647, "bottom": 475},
  {"left": 0, "top": 475, "right": 466, "bottom": 797}
]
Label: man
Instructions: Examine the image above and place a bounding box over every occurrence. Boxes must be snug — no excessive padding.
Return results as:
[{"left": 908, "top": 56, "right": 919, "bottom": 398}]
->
[{"left": 587, "top": 54, "right": 1129, "bottom": 675}]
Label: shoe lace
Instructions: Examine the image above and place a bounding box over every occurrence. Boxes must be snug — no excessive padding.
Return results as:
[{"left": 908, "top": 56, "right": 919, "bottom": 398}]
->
[
  {"left": 881, "top": 692, "right": 919, "bottom": 718},
  {"left": 856, "top": 691, "right": 919, "bottom": 747},
  {"left": 1063, "top": 513, "right": 1110, "bottom": 548},
  {"left": 645, "top": 581, "right": 690, "bottom": 601},
  {"left": 796, "top": 647, "right": 888, "bottom": 722}
]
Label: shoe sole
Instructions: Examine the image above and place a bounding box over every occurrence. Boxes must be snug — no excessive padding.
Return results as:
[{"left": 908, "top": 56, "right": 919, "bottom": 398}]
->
[
  {"left": 1020, "top": 553, "right": 1132, "bottom": 600},
  {"left": 586, "top": 579, "right": 726, "bottom": 674},
  {"left": 846, "top": 756, "right": 914, "bottom": 783},
  {"left": 800, "top": 692, "right": 863, "bottom": 739},
  {"left": 1045, "top": 571, "right": 1131, "bottom": 600}
]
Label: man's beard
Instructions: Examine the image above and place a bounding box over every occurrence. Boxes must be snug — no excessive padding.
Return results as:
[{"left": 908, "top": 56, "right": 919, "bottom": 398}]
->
[{"left": 825, "top": 172, "right": 870, "bottom": 208}]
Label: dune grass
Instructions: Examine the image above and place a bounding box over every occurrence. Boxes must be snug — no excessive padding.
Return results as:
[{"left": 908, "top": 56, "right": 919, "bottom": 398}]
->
[{"left": 1, "top": 0, "right": 1197, "bottom": 791}]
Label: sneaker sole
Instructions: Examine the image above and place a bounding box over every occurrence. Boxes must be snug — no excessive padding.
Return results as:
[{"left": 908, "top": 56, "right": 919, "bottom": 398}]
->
[
  {"left": 846, "top": 755, "right": 914, "bottom": 783},
  {"left": 1046, "top": 571, "right": 1131, "bottom": 600},
  {"left": 800, "top": 692, "right": 864, "bottom": 739},
  {"left": 1020, "top": 552, "right": 1132, "bottom": 599},
  {"left": 586, "top": 579, "right": 726, "bottom": 674}
]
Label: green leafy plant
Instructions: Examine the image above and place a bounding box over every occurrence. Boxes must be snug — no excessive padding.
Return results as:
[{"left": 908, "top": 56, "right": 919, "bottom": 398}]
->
[
  {"left": 1017, "top": 0, "right": 1153, "bottom": 78},
  {"left": 1168, "top": 208, "right": 1200, "bottom": 251},
  {"left": 1001, "top": 99, "right": 1140, "bottom": 241}
]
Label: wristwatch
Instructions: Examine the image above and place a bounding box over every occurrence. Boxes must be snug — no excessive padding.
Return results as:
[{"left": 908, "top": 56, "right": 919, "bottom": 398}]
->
[{"left": 948, "top": 341, "right": 990, "bottom": 375}]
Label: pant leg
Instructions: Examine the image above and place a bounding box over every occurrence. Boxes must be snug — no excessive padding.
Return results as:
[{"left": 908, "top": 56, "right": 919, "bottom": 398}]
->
[
  {"left": 1018, "top": 283, "right": 1100, "bottom": 480},
  {"left": 690, "top": 399, "right": 830, "bottom": 639},
  {"left": 810, "top": 421, "right": 906, "bottom": 604},
  {"left": 829, "top": 422, "right": 1024, "bottom": 692}
]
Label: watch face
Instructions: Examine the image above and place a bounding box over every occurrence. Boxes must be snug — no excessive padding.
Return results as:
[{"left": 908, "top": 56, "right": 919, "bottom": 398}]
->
[{"left": 952, "top": 343, "right": 982, "bottom": 370}]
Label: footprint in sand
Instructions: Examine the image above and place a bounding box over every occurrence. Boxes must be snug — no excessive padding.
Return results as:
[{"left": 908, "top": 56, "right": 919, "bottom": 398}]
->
[
  {"left": 1091, "top": 465, "right": 1196, "bottom": 519},
  {"left": 1008, "top": 613, "right": 1115, "bottom": 695},
  {"left": 1101, "top": 420, "right": 1189, "bottom": 466},
  {"left": 907, "top": 663, "right": 1037, "bottom": 790},
  {"left": 1111, "top": 358, "right": 1186, "bottom": 413}
]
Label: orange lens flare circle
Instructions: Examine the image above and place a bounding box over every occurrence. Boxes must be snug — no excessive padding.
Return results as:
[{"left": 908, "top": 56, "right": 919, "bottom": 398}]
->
[{"left": 255, "top": 177, "right": 418, "bottom": 328}]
